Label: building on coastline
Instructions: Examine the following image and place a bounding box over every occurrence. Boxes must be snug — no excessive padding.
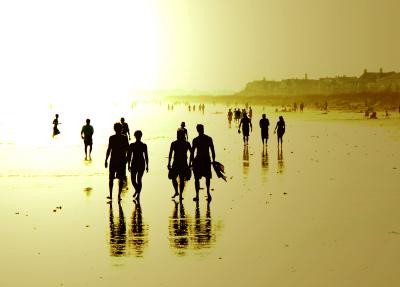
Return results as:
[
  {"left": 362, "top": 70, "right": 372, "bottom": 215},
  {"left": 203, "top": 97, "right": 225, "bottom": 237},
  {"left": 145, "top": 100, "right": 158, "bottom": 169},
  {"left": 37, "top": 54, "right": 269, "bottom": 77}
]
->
[{"left": 241, "top": 69, "right": 400, "bottom": 96}]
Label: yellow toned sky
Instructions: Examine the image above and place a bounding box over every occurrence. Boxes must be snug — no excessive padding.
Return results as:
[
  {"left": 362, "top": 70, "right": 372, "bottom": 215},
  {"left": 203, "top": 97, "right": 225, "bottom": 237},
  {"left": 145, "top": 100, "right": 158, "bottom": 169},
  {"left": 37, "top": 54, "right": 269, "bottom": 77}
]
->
[{"left": 0, "top": 0, "right": 399, "bottom": 104}]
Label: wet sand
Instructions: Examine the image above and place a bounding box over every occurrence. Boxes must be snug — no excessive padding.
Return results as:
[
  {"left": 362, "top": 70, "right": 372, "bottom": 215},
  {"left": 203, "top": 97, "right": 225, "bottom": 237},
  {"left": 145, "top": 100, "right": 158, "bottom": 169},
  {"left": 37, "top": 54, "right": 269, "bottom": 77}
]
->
[{"left": 1, "top": 104, "right": 400, "bottom": 287}]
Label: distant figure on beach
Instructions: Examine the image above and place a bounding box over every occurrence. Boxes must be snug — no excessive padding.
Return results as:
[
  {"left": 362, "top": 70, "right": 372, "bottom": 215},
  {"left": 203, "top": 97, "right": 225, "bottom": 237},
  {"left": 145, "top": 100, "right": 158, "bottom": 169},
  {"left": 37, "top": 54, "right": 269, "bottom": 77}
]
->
[
  {"left": 179, "top": 122, "right": 189, "bottom": 141},
  {"left": 190, "top": 124, "right": 216, "bottom": 202},
  {"left": 234, "top": 108, "right": 241, "bottom": 124},
  {"left": 300, "top": 102, "right": 304, "bottom": 112},
  {"left": 370, "top": 111, "right": 377, "bottom": 119},
  {"left": 238, "top": 112, "right": 252, "bottom": 145},
  {"left": 168, "top": 129, "right": 191, "bottom": 200},
  {"left": 188, "top": 105, "right": 191, "bottom": 112},
  {"left": 52, "top": 114, "right": 60, "bottom": 138},
  {"left": 105, "top": 123, "right": 129, "bottom": 202},
  {"left": 227, "top": 109, "right": 233, "bottom": 127},
  {"left": 324, "top": 100, "right": 328, "bottom": 111},
  {"left": 81, "top": 119, "right": 94, "bottom": 160},
  {"left": 274, "top": 116, "right": 285, "bottom": 149},
  {"left": 120, "top": 118, "right": 131, "bottom": 141},
  {"left": 249, "top": 106, "right": 253, "bottom": 119},
  {"left": 127, "top": 130, "right": 148, "bottom": 201},
  {"left": 259, "top": 114, "right": 270, "bottom": 146}
]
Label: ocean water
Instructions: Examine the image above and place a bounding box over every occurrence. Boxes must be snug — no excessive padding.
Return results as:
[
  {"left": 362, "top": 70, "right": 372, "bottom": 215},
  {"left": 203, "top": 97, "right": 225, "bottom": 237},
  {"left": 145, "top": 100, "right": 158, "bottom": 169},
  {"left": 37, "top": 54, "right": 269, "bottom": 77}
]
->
[{"left": 1, "top": 103, "right": 400, "bottom": 287}]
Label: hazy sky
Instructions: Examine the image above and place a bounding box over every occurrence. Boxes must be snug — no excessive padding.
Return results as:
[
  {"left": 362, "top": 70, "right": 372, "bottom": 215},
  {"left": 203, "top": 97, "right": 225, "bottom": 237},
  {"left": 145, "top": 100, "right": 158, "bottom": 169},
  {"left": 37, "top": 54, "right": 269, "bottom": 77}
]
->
[{"left": 1, "top": 0, "right": 399, "bottom": 101}]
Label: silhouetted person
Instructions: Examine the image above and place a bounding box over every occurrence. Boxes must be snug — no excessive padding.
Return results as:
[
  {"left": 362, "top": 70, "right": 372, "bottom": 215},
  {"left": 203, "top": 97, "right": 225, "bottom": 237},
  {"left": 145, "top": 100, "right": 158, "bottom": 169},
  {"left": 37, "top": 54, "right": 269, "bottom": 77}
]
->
[
  {"left": 81, "top": 119, "right": 94, "bottom": 160},
  {"left": 127, "top": 130, "right": 148, "bottom": 201},
  {"left": 190, "top": 124, "right": 216, "bottom": 202},
  {"left": 274, "top": 116, "right": 285, "bottom": 149},
  {"left": 108, "top": 202, "right": 127, "bottom": 257},
  {"left": 179, "top": 121, "right": 188, "bottom": 141},
  {"left": 248, "top": 106, "right": 253, "bottom": 119},
  {"left": 52, "top": 114, "right": 60, "bottom": 138},
  {"left": 234, "top": 108, "right": 241, "bottom": 124},
  {"left": 300, "top": 102, "right": 304, "bottom": 112},
  {"left": 168, "top": 129, "right": 191, "bottom": 200},
  {"left": 227, "top": 109, "right": 233, "bottom": 127},
  {"left": 238, "top": 112, "right": 252, "bottom": 144},
  {"left": 259, "top": 114, "right": 270, "bottom": 146},
  {"left": 105, "top": 122, "right": 129, "bottom": 201},
  {"left": 120, "top": 117, "right": 131, "bottom": 141}
]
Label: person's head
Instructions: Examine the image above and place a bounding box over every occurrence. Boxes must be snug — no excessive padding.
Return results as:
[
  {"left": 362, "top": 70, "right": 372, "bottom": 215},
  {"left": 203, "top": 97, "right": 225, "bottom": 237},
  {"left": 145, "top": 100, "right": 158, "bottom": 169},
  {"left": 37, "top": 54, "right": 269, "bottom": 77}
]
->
[
  {"left": 120, "top": 117, "right": 125, "bottom": 123},
  {"left": 86, "top": 119, "right": 90, "bottom": 124},
  {"left": 279, "top": 116, "right": 284, "bottom": 121},
  {"left": 177, "top": 129, "right": 186, "bottom": 141},
  {"left": 134, "top": 130, "right": 142, "bottom": 140},
  {"left": 181, "top": 121, "right": 185, "bottom": 128},
  {"left": 262, "top": 114, "right": 266, "bottom": 119},
  {"left": 243, "top": 112, "right": 248, "bottom": 118},
  {"left": 55, "top": 114, "right": 59, "bottom": 118},
  {"left": 196, "top": 124, "right": 204, "bottom": 135},
  {"left": 114, "top": 122, "right": 122, "bottom": 134}
]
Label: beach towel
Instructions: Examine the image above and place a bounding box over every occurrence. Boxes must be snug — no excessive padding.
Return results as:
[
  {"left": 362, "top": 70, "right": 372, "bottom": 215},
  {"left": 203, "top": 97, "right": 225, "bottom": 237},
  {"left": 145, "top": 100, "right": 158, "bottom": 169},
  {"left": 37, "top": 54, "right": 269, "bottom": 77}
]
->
[{"left": 212, "top": 161, "right": 227, "bottom": 182}]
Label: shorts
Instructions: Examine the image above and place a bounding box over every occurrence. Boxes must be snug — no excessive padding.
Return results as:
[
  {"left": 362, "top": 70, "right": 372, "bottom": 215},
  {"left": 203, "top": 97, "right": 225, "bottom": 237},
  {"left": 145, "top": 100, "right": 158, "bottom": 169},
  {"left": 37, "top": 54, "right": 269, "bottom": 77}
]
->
[{"left": 109, "top": 161, "right": 126, "bottom": 180}]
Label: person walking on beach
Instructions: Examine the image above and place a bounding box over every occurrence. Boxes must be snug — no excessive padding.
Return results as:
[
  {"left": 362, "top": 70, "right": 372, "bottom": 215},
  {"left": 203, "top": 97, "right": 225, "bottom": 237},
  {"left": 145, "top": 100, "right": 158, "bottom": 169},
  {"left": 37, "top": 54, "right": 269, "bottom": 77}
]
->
[
  {"left": 105, "top": 123, "right": 129, "bottom": 202},
  {"left": 274, "top": 116, "right": 285, "bottom": 149},
  {"left": 259, "top": 114, "right": 270, "bottom": 146},
  {"left": 127, "top": 130, "right": 148, "bottom": 201},
  {"left": 238, "top": 112, "right": 252, "bottom": 145},
  {"left": 120, "top": 117, "right": 131, "bottom": 141},
  {"left": 190, "top": 124, "right": 216, "bottom": 202},
  {"left": 227, "top": 109, "right": 233, "bottom": 127},
  {"left": 52, "top": 114, "right": 60, "bottom": 138},
  {"left": 168, "top": 129, "right": 191, "bottom": 201},
  {"left": 81, "top": 119, "right": 94, "bottom": 160},
  {"left": 179, "top": 122, "right": 189, "bottom": 141}
]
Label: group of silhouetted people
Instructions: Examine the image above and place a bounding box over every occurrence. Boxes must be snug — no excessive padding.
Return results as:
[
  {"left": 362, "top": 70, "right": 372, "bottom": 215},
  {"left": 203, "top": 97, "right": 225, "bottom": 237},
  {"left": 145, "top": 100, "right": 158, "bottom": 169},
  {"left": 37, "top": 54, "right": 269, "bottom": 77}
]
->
[{"left": 228, "top": 109, "right": 286, "bottom": 149}]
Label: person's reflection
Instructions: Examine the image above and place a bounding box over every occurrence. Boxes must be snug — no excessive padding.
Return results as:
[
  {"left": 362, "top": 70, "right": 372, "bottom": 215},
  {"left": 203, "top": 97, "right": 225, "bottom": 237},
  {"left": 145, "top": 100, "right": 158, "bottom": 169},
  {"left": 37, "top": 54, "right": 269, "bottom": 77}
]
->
[
  {"left": 168, "top": 200, "right": 189, "bottom": 255},
  {"left": 191, "top": 201, "right": 214, "bottom": 249},
  {"left": 128, "top": 200, "right": 148, "bottom": 257},
  {"left": 243, "top": 145, "right": 249, "bottom": 175},
  {"left": 108, "top": 202, "right": 126, "bottom": 257},
  {"left": 261, "top": 147, "right": 268, "bottom": 170},
  {"left": 277, "top": 148, "right": 285, "bottom": 174}
]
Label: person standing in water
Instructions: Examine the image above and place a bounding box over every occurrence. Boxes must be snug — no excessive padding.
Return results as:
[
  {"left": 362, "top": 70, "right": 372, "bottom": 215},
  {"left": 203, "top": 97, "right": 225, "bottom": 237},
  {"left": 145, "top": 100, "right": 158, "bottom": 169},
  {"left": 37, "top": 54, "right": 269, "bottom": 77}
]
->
[
  {"left": 190, "top": 124, "right": 216, "bottom": 202},
  {"left": 274, "top": 116, "right": 285, "bottom": 149},
  {"left": 127, "top": 130, "right": 148, "bottom": 201},
  {"left": 238, "top": 112, "right": 252, "bottom": 145},
  {"left": 81, "top": 119, "right": 94, "bottom": 160},
  {"left": 105, "top": 123, "right": 129, "bottom": 202},
  {"left": 52, "top": 114, "right": 60, "bottom": 138},
  {"left": 259, "top": 114, "right": 270, "bottom": 146},
  {"left": 227, "top": 109, "right": 233, "bottom": 127},
  {"left": 168, "top": 129, "right": 191, "bottom": 201}
]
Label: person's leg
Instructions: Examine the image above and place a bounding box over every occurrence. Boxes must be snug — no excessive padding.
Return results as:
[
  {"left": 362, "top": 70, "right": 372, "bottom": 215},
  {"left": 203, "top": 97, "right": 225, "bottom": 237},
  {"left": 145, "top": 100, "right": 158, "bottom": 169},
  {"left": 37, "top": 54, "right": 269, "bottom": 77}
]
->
[
  {"left": 193, "top": 177, "right": 200, "bottom": 201},
  {"left": 108, "top": 179, "right": 113, "bottom": 199},
  {"left": 84, "top": 144, "right": 88, "bottom": 160},
  {"left": 178, "top": 175, "right": 185, "bottom": 200},
  {"left": 136, "top": 170, "right": 144, "bottom": 201},
  {"left": 131, "top": 171, "right": 138, "bottom": 197},
  {"left": 118, "top": 177, "right": 123, "bottom": 201},
  {"left": 171, "top": 176, "right": 179, "bottom": 198},
  {"left": 206, "top": 177, "right": 212, "bottom": 201},
  {"left": 89, "top": 144, "right": 92, "bottom": 160}
]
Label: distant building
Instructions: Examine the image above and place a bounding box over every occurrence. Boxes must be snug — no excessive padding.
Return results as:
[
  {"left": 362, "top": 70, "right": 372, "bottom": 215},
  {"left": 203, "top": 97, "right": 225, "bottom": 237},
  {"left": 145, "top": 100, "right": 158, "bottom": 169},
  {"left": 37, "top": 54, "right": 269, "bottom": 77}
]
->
[{"left": 241, "top": 69, "right": 400, "bottom": 96}]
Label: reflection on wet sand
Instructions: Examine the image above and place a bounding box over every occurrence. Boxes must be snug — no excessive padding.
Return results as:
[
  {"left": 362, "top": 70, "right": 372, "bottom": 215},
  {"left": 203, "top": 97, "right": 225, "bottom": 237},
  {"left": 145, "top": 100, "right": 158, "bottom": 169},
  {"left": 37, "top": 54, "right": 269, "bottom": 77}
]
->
[
  {"left": 168, "top": 201, "right": 222, "bottom": 256},
  {"left": 128, "top": 200, "right": 149, "bottom": 257},
  {"left": 108, "top": 201, "right": 148, "bottom": 257},
  {"left": 243, "top": 145, "right": 249, "bottom": 175},
  {"left": 261, "top": 147, "right": 269, "bottom": 170},
  {"left": 109, "top": 202, "right": 127, "bottom": 257},
  {"left": 277, "top": 148, "right": 285, "bottom": 173},
  {"left": 168, "top": 200, "right": 190, "bottom": 256}
]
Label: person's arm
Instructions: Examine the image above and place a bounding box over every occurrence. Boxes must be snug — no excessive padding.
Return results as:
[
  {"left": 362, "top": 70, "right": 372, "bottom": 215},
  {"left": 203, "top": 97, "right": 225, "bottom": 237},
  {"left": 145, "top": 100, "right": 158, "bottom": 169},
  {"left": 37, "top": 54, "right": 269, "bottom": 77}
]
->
[
  {"left": 250, "top": 120, "right": 253, "bottom": 132},
  {"left": 168, "top": 143, "right": 173, "bottom": 169},
  {"left": 105, "top": 137, "right": 111, "bottom": 168},
  {"left": 127, "top": 144, "right": 132, "bottom": 172},
  {"left": 210, "top": 138, "right": 216, "bottom": 163},
  {"left": 189, "top": 140, "right": 196, "bottom": 167},
  {"left": 144, "top": 144, "right": 149, "bottom": 172},
  {"left": 274, "top": 123, "right": 278, "bottom": 133},
  {"left": 81, "top": 127, "right": 84, "bottom": 139}
]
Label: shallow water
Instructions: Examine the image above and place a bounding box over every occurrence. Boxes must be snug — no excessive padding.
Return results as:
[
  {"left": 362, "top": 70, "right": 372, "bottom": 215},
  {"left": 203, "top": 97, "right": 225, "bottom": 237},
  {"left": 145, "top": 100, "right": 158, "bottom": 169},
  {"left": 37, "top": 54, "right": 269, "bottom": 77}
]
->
[{"left": 1, "top": 104, "right": 400, "bottom": 286}]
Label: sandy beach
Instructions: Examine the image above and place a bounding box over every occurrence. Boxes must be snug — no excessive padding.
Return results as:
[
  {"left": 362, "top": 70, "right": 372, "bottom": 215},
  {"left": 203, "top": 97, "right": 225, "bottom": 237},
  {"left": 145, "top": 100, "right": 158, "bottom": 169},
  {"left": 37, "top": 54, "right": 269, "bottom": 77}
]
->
[{"left": 1, "top": 103, "right": 400, "bottom": 287}]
